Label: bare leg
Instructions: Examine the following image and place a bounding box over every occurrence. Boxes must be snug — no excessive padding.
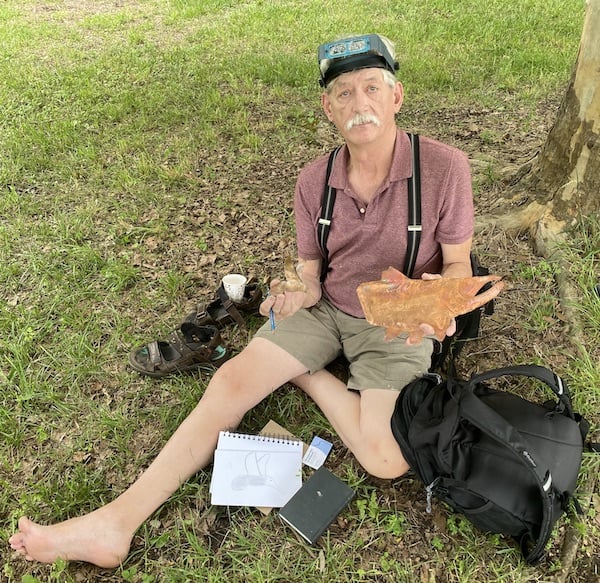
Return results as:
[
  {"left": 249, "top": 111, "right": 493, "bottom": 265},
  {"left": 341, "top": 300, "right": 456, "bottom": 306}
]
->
[
  {"left": 293, "top": 370, "right": 408, "bottom": 478},
  {"left": 9, "top": 338, "right": 308, "bottom": 568}
]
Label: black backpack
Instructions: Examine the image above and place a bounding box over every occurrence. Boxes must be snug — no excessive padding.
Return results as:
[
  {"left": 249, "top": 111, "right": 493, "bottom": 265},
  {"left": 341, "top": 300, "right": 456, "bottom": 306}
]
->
[
  {"left": 316, "top": 134, "right": 494, "bottom": 372},
  {"left": 390, "top": 364, "right": 591, "bottom": 564}
]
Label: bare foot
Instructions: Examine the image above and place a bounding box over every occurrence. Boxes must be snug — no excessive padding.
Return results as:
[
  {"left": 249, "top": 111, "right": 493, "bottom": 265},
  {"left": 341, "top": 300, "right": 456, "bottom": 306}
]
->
[{"left": 9, "top": 509, "right": 134, "bottom": 568}]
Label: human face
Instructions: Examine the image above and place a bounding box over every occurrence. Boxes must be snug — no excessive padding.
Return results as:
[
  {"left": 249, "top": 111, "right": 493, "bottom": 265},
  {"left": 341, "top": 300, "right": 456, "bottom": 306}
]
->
[{"left": 321, "top": 68, "right": 403, "bottom": 145}]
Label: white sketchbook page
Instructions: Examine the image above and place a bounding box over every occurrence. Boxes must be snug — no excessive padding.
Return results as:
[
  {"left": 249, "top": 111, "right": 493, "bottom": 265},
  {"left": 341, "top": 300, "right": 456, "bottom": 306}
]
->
[
  {"left": 257, "top": 420, "right": 307, "bottom": 516},
  {"left": 210, "top": 431, "right": 303, "bottom": 507}
]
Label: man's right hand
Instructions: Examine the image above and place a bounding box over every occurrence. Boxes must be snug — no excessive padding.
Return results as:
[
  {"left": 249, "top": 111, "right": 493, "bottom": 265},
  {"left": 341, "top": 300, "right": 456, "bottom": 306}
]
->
[{"left": 259, "top": 281, "right": 308, "bottom": 324}]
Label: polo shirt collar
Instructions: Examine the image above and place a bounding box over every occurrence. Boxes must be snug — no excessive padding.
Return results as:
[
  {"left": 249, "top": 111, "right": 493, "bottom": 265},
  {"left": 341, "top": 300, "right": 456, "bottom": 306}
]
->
[{"left": 328, "top": 128, "right": 413, "bottom": 191}]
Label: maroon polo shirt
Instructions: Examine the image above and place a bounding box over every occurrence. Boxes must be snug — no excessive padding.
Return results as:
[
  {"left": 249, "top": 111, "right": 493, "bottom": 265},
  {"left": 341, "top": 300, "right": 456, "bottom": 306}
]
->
[{"left": 295, "top": 129, "right": 474, "bottom": 317}]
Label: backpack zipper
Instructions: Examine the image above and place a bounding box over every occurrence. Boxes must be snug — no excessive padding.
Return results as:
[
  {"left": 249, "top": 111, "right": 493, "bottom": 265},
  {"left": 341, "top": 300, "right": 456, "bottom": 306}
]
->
[{"left": 425, "top": 477, "right": 441, "bottom": 513}]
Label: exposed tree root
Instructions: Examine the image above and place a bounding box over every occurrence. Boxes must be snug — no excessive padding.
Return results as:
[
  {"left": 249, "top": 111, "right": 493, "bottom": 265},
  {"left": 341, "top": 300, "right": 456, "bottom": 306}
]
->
[
  {"left": 552, "top": 471, "right": 598, "bottom": 583},
  {"left": 475, "top": 200, "right": 546, "bottom": 234},
  {"left": 476, "top": 200, "right": 586, "bottom": 353}
]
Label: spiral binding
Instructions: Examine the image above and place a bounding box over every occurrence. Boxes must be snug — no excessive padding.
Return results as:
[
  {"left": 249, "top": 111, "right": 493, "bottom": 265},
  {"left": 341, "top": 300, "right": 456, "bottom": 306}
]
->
[{"left": 222, "top": 431, "right": 301, "bottom": 445}]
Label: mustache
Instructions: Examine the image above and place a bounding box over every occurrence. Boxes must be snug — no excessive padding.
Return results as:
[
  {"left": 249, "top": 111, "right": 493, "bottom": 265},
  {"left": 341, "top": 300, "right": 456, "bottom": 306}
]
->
[{"left": 345, "top": 114, "right": 381, "bottom": 131}]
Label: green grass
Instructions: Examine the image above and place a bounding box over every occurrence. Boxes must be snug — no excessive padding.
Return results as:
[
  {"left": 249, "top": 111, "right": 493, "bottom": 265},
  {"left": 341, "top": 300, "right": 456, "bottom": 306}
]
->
[{"left": 1, "top": 1, "right": 597, "bottom": 582}]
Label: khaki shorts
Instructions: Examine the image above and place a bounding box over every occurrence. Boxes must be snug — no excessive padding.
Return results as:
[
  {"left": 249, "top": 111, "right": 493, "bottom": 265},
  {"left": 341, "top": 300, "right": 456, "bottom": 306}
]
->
[{"left": 254, "top": 298, "right": 433, "bottom": 391}]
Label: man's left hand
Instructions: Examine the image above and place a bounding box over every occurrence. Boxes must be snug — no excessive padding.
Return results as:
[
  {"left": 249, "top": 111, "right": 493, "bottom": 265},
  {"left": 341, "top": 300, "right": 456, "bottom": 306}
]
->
[{"left": 404, "top": 272, "right": 456, "bottom": 345}]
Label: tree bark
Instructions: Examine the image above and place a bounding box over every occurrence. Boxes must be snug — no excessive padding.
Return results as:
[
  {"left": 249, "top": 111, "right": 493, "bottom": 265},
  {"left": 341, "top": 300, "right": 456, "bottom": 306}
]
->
[
  {"left": 530, "top": 0, "right": 600, "bottom": 237},
  {"left": 477, "top": 0, "right": 600, "bottom": 252},
  {"left": 476, "top": 8, "right": 600, "bottom": 578}
]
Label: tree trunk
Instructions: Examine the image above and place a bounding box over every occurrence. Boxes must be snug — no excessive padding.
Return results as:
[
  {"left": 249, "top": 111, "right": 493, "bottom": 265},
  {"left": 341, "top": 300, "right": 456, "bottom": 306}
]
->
[
  {"left": 478, "top": 0, "right": 600, "bottom": 251},
  {"left": 529, "top": 0, "right": 600, "bottom": 237}
]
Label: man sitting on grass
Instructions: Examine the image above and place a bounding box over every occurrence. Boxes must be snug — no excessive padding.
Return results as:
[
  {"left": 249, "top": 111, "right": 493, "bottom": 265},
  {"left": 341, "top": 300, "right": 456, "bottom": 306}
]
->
[{"left": 9, "top": 33, "right": 473, "bottom": 568}]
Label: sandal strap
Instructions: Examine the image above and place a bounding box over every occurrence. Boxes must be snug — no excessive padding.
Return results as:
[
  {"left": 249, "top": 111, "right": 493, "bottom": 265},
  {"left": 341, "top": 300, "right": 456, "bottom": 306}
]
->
[
  {"left": 130, "top": 324, "right": 229, "bottom": 377},
  {"left": 165, "top": 328, "right": 192, "bottom": 357},
  {"left": 147, "top": 340, "right": 163, "bottom": 366},
  {"left": 216, "top": 285, "right": 246, "bottom": 327},
  {"left": 193, "top": 308, "right": 212, "bottom": 324},
  {"left": 167, "top": 325, "right": 215, "bottom": 360},
  {"left": 184, "top": 282, "right": 262, "bottom": 329},
  {"left": 180, "top": 322, "right": 222, "bottom": 352},
  {"left": 235, "top": 281, "right": 263, "bottom": 312}
]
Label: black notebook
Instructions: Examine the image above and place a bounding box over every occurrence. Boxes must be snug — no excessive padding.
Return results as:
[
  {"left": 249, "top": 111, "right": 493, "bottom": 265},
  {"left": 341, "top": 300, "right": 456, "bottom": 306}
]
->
[{"left": 279, "top": 466, "right": 355, "bottom": 544}]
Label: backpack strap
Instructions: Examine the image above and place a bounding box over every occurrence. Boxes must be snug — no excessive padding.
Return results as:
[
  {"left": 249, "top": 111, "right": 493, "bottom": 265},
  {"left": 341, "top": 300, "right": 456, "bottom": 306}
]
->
[
  {"left": 469, "top": 364, "right": 575, "bottom": 418},
  {"left": 453, "top": 364, "right": 590, "bottom": 563},
  {"left": 403, "top": 133, "right": 421, "bottom": 278},
  {"left": 449, "top": 376, "right": 559, "bottom": 564},
  {"left": 317, "top": 146, "right": 342, "bottom": 283},
  {"left": 317, "top": 133, "right": 421, "bottom": 283}
]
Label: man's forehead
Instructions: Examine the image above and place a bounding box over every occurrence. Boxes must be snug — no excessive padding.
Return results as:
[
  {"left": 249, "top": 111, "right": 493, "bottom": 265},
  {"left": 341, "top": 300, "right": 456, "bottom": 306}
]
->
[{"left": 332, "top": 68, "right": 386, "bottom": 86}]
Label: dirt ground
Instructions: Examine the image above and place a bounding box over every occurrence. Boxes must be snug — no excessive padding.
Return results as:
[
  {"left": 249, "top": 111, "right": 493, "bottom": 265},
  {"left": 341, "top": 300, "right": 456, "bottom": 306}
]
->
[
  {"left": 9, "top": 73, "right": 599, "bottom": 581},
  {"left": 158, "top": 93, "right": 598, "bottom": 581},
  {"left": 9, "top": 0, "right": 596, "bottom": 577}
]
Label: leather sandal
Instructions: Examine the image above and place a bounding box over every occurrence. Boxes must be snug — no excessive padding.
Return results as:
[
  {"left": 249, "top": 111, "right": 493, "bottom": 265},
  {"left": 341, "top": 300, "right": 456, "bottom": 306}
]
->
[
  {"left": 184, "top": 281, "right": 263, "bottom": 329},
  {"left": 128, "top": 323, "right": 230, "bottom": 378}
]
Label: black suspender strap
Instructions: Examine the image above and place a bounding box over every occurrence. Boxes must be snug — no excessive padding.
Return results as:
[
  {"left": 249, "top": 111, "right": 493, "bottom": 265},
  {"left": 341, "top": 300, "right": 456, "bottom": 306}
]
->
[
  {"left": 318, "top": 145, "right": 342, "bottom": 283},
  {"left": 403, "top": 133, "right": 422, "bottom": 278},
  {"left": 317, "top": 134, "right": 421, "bottom": 283}
]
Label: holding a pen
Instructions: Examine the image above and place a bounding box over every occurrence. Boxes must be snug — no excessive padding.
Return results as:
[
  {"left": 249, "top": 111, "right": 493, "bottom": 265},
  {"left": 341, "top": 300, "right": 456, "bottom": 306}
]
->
[
  {"left": 261, "top": 285, "right": 310, "bottom": 332},
  {"left": 265, "top": 291, "right": 277, "bottom": 331},
  {"left": 259, "top": 257, "right": 320, "bottom": 332}
]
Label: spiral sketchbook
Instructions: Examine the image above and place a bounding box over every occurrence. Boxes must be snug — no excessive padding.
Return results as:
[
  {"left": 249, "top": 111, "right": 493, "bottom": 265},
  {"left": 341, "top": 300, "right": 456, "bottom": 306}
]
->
[{"left": 210, "top": 430, "right": 303, "bottom": 507}]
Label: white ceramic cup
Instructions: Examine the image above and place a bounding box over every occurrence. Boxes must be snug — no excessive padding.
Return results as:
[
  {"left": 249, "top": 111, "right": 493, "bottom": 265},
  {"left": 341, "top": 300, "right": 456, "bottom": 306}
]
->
[{"left": 222, "top": 273, "right": 247, "bottom": 302}]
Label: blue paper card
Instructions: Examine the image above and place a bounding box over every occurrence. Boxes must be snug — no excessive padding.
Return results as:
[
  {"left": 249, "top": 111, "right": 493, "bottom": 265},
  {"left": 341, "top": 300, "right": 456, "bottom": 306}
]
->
[{"left": 302, "top": 436, "right": 333, "bottom": 469}]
